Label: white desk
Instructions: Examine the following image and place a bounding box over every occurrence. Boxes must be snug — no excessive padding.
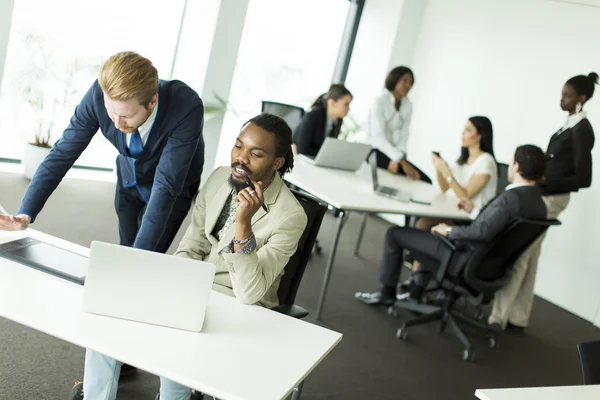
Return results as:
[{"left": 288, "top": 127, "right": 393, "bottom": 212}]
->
[
  {"left": 475, "top": 384, "right": 600, "bottom": 400},
  {"left": 285, "top": 157, "right": 469, "bottom": 319},
  {"left": 0, "top": 229, "right": 342, "bottom": 400}
]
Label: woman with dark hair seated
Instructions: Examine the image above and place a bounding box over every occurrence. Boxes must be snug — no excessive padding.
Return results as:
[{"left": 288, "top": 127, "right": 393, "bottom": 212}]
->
[{"left": 293, "top": 84, "right": 352, "bottom": 157}]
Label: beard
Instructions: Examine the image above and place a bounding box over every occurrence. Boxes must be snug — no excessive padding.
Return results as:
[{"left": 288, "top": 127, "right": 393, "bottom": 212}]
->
[{"left": 228, "top": 175, "right": 250, "bottom": 193}]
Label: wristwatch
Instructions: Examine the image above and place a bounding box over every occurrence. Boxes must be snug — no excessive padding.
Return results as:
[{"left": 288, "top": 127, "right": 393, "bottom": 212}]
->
[{"left": 445, "top": 175, "right": 454, "bottom": 184}]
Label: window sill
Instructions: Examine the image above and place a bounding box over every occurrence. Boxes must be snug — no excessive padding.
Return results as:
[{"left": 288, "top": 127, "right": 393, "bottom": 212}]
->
[{"left": 0, "top": 162, "right": 117, "bottom": 183}]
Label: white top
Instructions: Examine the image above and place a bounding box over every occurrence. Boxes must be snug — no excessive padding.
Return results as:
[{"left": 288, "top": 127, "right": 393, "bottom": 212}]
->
[
  {"left": 125, "top": 99, "right": 158, "bottom": 148},
  {"left": 285, "top": 156, "right": 470, "bottom": 221},
  {"left": 366, "top": 89, "right": 412, "bottom": 162},
  {"left": 0, "top": 229, "right": 342, "bottom": 400},
  {"left": 475, "top": 384, "right": 600, "bottom": 400},
  {"left": 446, "top": 152, "right": 498, "bottom": 210}
]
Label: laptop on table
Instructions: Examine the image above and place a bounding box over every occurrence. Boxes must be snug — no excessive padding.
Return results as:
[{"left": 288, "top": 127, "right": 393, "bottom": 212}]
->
[
  {"left": 83, "top": 241, "right": 216, "bottom": 332},
  {"left": 301, "top": 138, "right": 372, "bottom": 172},
  {"left": 369, "top": 152, "right": 411, "bottom": 203}
]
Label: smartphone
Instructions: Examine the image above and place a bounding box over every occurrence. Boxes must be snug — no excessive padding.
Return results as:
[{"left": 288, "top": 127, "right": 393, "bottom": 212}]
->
[{"left": 432, "top": 151, "right": 441, "bottom": 157}]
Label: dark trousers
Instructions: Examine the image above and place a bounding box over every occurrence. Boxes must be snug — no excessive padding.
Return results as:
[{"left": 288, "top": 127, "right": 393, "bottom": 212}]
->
[
  {"left": 378, "top": 226, "right": 454, "bottom": 287},
  {"left": 114, "top": 184, "right": 195, "bottom": 253},
  {"left": 374, "top": 150, "right": 432, "bottom": 184}
]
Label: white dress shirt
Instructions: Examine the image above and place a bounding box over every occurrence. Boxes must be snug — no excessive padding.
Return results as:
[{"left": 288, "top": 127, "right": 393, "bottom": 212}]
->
[
  {"left": 125, "top": 99, "right": 159, "bottom": 148},
  {"left": 367, "top": 89, "right": 412, "bottom": 162}
]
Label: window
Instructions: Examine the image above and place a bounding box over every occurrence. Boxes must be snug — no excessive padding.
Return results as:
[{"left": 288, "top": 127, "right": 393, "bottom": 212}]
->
[
  {"left": 0, "top": 0, "right": 186, "bottom": 169},
  {"left": 215, "top": 0, "right": 349, "bottom": 167}
]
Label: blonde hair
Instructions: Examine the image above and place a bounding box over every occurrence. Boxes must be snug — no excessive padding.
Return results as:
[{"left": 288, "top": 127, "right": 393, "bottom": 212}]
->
[{"left": 99, "top": 51, "right": 159, "bottom": 107}]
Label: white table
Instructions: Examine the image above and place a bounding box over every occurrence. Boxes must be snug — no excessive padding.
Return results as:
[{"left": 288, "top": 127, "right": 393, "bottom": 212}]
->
[
  {"left": 475, "top": 384, "right": 600, "bottom": 400},
  {"left": 0, "top": 229, "right": 342, "bottom": 400},
  {"left": 285, "top": 157, "right": 470, "bottom": 320}
]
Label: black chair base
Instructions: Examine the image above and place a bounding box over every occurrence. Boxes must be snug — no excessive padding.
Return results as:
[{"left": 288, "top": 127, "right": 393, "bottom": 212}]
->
[{"left": 389, "top": 293, "right": 499, "bottom": 361}]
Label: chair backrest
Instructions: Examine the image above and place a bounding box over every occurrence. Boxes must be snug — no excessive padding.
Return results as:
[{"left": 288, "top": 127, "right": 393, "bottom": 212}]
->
[
  {"left": 277, "top": 189, "right": 327, "bottom": 305},
  {"left": 261, "top": 101, "right": 306, "bottom": 132},
  {"left": 578, "top": 340, "right": 600, "bottom": 384},
  {"left": 496, "top": 162, "right": 509, "bottom": 195},
  {"left": 460, "top": 218, "right": 561, "bottom": 297}
]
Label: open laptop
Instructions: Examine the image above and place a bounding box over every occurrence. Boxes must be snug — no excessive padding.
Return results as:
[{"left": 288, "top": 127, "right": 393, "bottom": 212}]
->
[
  {"left": 301, "top": 138, "right": 372, "bottom": 171},
  {"left": 83, "top": 241, "right": 216, "bottom": 332},
  {"left": 369, "top": 152, "right": 411, "bottom": 203}
]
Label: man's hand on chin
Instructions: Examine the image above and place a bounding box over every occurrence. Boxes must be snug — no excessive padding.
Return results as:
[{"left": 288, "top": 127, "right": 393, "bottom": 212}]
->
[{"left": 0, "top": 214, "right": 31, "bottom": 231}]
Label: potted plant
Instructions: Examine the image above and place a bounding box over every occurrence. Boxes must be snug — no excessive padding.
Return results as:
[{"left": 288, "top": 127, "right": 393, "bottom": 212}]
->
[{"left": 15, "top": 33, "right": 99, "bottom": 179}]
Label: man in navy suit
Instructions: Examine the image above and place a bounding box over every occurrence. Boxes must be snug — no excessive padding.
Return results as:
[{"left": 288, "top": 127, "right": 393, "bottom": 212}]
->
[{"left": 0, "top": 51, "right": 205, "bottom": 254}]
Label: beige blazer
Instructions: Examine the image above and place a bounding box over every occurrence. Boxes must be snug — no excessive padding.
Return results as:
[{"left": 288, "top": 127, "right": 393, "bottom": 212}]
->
[{"left": 174, "top": 167, "right": 307, "bottom": 308}]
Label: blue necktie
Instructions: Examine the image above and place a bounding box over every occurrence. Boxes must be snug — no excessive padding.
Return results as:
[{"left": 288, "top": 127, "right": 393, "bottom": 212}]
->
[{"left": 129, "top": 130, "right": 143, "bottom": 159}]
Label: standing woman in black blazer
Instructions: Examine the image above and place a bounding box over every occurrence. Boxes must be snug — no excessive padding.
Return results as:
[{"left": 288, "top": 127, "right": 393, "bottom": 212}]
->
[
  {"left": 293, "top": 84, "right": 352, "bottom": 156},
  {"left": 489, "top": 72, "right": 598, "bottom": 331}
]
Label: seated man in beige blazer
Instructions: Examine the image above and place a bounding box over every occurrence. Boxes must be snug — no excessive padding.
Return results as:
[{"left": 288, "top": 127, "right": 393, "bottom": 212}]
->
[{"left": 76, "top": 113, "right": 307, "bottom": 400}]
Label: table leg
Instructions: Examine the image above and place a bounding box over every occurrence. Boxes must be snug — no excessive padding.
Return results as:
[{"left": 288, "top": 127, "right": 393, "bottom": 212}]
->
[
  {"left": 315, "top": 210, "right": 346, "bottom": 321},
  {"left": 354, "top": 212, "right": 369, "bottom": 256},
  {"left": 289, "top": 380, "right": 305, "bottom": 400}
]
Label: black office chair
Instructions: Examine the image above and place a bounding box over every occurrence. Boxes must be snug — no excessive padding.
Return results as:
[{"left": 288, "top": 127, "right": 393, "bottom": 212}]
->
[
  {"left": 577, "top": 340, "right": 600, "bottom": 384},
  {"left": 496, "top": 162, "right": 509, "bottom": 195},
  {"left": 272, "top": 189, "right": 328, "bottom": 319},
  {"left": 261, "top": 101, "right": 305, "bottom": 131},
  {"left": 389, "top": 217, "right": 561, "bottom": 361}
]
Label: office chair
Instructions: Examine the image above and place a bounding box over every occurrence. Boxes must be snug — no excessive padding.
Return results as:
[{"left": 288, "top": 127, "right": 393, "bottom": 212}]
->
[
  {"left": 272, "top": 189, "right": 328, "bottom": 319},
  {"left": 389, "top": 217, "right": 561, "bottom": 361},
  {"left": 496, "top": 162, "right": 509, "bottom": 194},
  {"left": 577, "top": 340, "right": 600, "bottom": 384},
  {"left": 261, "top": 101, "right": 305, "bottom": 131},
  {"left": 262, "top": 101, "right": 324, "bottom": 256}
]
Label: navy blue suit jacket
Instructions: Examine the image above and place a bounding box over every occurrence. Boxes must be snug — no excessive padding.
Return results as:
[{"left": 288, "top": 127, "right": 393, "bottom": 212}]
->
[{"left": 18, "top": 79, "right": 205, "bottom": 251}]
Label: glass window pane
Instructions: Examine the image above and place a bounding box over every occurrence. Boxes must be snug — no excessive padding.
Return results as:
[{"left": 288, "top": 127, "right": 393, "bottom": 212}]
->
[
  {"left": 0, "top": 0, "right": 185, "bottom": 169},
  {"left": 215, "top": 0, "right": 349, "bottom": 168}
]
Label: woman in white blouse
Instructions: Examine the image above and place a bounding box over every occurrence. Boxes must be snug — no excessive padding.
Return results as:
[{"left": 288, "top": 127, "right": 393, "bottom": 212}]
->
[
  {"left": 400, "top": 116, "right": 498, "bottom": 295},
  {"left": 367, "top": 66, "right": 423, "bottom": 181}
]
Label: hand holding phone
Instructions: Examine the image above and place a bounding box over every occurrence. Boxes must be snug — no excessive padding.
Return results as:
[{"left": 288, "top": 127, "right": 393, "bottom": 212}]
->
[{"left": 432, "top": 151, "right": 441, "bottom": 158}]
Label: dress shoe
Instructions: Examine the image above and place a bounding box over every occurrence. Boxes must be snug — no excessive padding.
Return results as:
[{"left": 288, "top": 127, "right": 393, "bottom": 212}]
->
[
  {"left": 354, "top": 290, "right": 395, "bottom": 305},
  {"left": 71, "top": 381, "right": 83, "bottom": 400},
  {"left": 395, "top": 292, "right": 422, "bottom": 303}
]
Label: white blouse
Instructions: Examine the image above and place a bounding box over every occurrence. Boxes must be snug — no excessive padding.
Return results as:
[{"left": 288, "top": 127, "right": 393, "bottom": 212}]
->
[
  {"left": 366, "top": 89, "right": 412, "bottom": 162},
  {"left": 445, "top": 152, "right": 498, "bottom": 210}
]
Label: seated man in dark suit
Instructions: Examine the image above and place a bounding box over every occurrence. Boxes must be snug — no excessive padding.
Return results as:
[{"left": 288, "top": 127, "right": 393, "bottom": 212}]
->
[{"left": 355, "top": 144, "right": 548, "bottom": 305}]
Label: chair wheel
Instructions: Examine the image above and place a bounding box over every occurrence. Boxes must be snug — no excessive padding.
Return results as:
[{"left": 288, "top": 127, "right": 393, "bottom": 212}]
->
[
  {"left": 486, "top": 334, "right": 498, "bottom": 349},
  {"left": 396, "top": 326, "right": 408, "bottom": 340},
  {"left": 462, "top": 348, "right": 475, "bottom": 362},
  {"left": 387, "top": 306, "right": 399, "bottom": 318}
]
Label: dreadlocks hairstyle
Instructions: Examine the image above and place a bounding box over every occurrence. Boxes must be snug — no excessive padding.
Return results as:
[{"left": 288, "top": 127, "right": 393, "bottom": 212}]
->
[{"left": 244, "top": 113, "right": 295, "bottom": 177}]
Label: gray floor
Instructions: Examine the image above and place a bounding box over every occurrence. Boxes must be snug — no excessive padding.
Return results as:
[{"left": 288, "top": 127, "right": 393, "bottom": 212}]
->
[{"left": 1, "top": 171, "right": 598, "bottom": 400}]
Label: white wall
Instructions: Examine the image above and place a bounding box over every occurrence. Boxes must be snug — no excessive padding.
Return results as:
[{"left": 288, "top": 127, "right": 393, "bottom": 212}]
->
[
  {"left": 405, "top": 0, "right": 600, "bottom": 323},
  {"left": 0, "top": 0, "right": 15, "bottom": 96},
  {"left": 345, "top": 0, "right": 407, "bottom": 125}
]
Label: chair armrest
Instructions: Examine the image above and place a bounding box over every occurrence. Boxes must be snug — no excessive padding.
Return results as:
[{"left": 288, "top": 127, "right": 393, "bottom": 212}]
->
[
  {"left": 271, "top": 304, "right": 309, "bottom": 319},
  {"left": 433, "top": 232, "right": 457, "bottom": 250}
]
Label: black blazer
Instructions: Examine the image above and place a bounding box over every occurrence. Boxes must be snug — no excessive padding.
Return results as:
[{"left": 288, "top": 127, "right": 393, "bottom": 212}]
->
[
  {"left": 543, "top": 118, "right": 595, "bottom": 196},
  {"left": 293, "top": 106, "right": 341, "bottom": 157},
  {"left": 449, "top": 185, "right": 547, "bottom": 244}
]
